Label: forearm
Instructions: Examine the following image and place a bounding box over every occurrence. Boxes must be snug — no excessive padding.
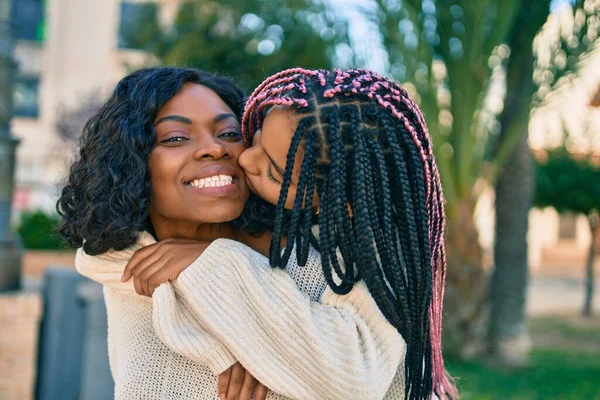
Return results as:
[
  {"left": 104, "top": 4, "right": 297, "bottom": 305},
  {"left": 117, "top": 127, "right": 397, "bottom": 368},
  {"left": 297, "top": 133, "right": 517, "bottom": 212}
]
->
[{"left": 166, "top": 239, "right": 405, "bottom": 400}]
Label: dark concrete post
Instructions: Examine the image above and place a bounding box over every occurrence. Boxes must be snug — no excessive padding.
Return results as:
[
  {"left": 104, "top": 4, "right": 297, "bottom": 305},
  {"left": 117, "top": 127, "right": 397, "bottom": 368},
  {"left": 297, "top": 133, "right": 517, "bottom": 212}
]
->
[
  {"left": 35, "top": 268, "right": 87, "bottom": 399},
  {"left": 78, "top": 282, "right": 114, "bottom": 399},
  {"left": 0, "top": 0, "right": 22, "bottom": 291}
]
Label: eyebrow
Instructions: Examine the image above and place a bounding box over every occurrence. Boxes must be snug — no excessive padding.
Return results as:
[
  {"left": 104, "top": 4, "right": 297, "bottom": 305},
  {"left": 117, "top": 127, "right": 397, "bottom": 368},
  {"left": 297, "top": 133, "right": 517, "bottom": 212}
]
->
[
  {"left": 153, "top": 115, "right": 192, "bottom": 126},
  {"left": 214, "top": 113, "right": 237, "bottom": 123},
  {"left": 264, "top": 150, "right": 285, "bottom": 177},
  {"left": 153, "top": 113, "right": 237, "bottom": 127}
]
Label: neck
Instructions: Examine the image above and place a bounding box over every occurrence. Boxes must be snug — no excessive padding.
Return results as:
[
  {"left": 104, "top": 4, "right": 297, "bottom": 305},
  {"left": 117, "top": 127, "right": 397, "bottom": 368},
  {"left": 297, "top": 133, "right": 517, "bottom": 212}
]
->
[{"left": 149, "top": 212, "right": 240, "bottom": 243}]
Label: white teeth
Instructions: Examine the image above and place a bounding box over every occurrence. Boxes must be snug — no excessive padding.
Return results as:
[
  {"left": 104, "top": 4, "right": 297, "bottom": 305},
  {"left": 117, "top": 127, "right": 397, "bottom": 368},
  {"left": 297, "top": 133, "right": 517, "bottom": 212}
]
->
[{"left": 187, "top": 175, "right": 233, "bottom": 188}]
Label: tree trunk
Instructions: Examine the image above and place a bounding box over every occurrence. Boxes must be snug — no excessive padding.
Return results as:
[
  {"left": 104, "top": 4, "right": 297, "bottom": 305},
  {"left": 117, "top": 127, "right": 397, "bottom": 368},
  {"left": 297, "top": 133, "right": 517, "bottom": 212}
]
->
[
  {"left": 487, "top": 0, "right": 550, "bottom": 367},
  {"left": 489, "top": 131, "right": 533, "bottom": 367},
  {"left": 443, "top": 199, "right": 490, "bottom": 359},
  {"left": 583, "top": 217, "right": 597, "bottom": 317}
]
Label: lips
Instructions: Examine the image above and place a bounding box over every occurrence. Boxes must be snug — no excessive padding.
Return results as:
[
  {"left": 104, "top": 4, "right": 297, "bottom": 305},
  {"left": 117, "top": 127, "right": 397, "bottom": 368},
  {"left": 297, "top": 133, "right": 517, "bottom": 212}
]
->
[{"left": 183, "top": 165, "right": 239, "bottom": 186}]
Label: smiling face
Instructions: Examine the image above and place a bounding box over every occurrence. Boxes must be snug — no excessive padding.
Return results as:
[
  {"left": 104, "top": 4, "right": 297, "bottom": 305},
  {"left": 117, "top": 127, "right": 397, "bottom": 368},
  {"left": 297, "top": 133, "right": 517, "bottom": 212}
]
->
[
  {"left": 238, "top": 106, "right": 316, "bottom": 210},
  {"left": 148, "top": 83, "right": 249, "bottom": 235}
]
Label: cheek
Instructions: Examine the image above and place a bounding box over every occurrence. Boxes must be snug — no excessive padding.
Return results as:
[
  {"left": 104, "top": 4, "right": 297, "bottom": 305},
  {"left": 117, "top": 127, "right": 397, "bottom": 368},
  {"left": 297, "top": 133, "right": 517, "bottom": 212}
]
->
[
  {"left": 231, "top": 142, "right": 249, "bottom": 163},
  {"left": 148, "top": 150, "right": 181, "bottom": 200}
]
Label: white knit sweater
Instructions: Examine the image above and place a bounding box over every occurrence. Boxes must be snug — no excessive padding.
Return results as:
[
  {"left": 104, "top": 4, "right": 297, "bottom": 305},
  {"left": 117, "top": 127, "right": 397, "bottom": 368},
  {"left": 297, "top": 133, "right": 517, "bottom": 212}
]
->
[{"left": 76, "top": 232, "right": 407, "bottom": 399}]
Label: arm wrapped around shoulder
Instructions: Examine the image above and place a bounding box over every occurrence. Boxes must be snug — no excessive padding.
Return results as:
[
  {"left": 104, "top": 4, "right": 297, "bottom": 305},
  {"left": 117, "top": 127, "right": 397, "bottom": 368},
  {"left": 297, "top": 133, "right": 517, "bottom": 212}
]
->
[{"left": 153, "top": 239, "right": 406, "bottom": 400}]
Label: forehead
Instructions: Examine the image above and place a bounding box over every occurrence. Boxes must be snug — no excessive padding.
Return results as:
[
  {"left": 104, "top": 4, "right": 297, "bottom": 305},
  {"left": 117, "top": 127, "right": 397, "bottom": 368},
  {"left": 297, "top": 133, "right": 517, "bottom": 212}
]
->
[
  {"left": 156, "top": 83, "right": 234, "bottom": 120},
  {"left": 261, "top": 106, "right": 300, "bottom": 139},
  {"left": 261, "top": 107, "right": 304, "bottom": 174}
]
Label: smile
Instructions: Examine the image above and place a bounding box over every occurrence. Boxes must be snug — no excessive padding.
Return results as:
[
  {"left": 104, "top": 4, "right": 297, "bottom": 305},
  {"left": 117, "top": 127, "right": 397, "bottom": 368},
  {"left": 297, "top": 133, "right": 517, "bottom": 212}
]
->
[{"left": 185, "top": 175, "right": 233, "bottom": 188}]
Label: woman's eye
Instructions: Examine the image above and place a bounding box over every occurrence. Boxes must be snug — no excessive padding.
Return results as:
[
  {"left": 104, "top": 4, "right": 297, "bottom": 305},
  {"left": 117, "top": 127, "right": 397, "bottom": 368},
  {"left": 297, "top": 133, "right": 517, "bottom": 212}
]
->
[
  {"left": 266, "top": 164, "right": 281, "bottom": 184},
  {"left": 160, "top": 136, "right": 188, "bottom": 144},
  {"left": 218, "top": 131, "right": 242, "bottom": 140}
]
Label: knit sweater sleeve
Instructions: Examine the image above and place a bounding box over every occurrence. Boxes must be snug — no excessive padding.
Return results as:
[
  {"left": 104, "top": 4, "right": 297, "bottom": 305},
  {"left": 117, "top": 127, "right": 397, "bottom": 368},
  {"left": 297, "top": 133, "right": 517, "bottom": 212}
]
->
[
  {"left": 153, "top": 238, "right": 406, "bottom": 400},
  {"left": 74, "top": 234, "right": 238, "bottom": 375}
]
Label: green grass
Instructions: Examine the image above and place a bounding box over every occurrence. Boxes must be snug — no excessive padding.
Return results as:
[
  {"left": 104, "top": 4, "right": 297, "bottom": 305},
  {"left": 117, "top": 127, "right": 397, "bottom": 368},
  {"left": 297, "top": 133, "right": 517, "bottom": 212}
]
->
[{"left": 446, "top": 316, "right": 600, "bottom": 400}]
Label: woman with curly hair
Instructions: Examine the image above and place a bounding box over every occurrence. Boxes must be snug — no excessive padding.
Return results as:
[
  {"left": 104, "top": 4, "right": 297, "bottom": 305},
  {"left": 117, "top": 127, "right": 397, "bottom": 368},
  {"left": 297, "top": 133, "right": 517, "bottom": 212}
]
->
[{"left": 58, "top": 67, "right": 273, "bottom": 399}]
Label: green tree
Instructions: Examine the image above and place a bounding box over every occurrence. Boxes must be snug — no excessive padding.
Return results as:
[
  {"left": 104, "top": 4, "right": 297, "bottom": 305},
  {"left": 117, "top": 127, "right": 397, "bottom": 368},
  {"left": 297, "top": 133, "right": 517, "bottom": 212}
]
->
[
  {"left": 367, "top": 0, "right": 522, "bottom": 358},
  {"left": 490, "top": 1, "right": 552, "bottom": 368},
  {"left": 367, "top": 0, "right": 600, "bottom": 358},
  {"left": 491, "top": 0, "right": 599, "bottom": 366},
  {"left": 534, "top": 148, "right": 600, "bottom": 317},
  {"left": 124, "top": 0, "right": 351, "bottom": 92},
  {"left": 17, "top": 210, "right": 64, "bottom": 250}
]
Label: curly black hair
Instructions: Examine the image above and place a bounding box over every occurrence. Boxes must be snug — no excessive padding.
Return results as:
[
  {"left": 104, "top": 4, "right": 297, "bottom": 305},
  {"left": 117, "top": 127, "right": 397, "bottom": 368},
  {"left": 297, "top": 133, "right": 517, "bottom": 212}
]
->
[{"left": 57, "top": 67, "right": 273, "bottom": 256}]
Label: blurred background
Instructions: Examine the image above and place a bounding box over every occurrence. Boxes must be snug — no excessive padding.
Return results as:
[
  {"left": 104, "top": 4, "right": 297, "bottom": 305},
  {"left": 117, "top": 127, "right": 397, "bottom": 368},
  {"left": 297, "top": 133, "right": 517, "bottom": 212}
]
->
[{"left": 1, "top": 0, "right": 599, "bottom": 399}]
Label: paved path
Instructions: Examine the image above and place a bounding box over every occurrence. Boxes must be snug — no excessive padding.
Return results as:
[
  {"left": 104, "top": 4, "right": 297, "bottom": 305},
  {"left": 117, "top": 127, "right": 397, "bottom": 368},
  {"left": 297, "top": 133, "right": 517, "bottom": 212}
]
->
[{"left": 528, "top": 276, "right": 600, "bottom": 316}]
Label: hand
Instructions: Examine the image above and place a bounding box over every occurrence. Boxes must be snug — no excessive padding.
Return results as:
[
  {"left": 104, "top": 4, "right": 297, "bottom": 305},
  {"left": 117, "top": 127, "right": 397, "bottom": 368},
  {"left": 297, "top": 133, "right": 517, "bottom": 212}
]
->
[
  {"left": 218, "top": 362, "right": 269, "bottom": 400},
  {"left": 121, "top": 238, "right": 210, "bottom": 297}
]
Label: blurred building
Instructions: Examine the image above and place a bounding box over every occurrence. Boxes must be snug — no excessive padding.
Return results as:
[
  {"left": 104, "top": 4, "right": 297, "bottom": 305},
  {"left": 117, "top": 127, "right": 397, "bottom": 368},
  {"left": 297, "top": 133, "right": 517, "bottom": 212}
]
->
[{"left": 10, "top": 0, "right": 178, "bottom": 214}]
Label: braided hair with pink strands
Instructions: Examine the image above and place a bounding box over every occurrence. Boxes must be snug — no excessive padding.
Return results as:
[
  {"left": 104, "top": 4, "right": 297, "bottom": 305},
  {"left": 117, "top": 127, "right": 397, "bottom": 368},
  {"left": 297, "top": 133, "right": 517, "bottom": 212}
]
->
[{"left": 242, "top": 68, "right": 458, "bottom": 400}]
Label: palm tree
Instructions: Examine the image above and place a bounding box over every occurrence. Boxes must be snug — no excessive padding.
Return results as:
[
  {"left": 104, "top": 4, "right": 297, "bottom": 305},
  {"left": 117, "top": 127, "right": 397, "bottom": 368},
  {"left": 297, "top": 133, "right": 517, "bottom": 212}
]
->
[
  {"left": 366, "top": 0, "right": 522, "bottom": 358},
  {"left": 367, "top": 0, "right": 600, "bottom": 358},
  {"left": 489, "top": 1, "right": 550, "bottom": 367},
  {"left": 491, "top": 0, "right": 600, "bottom": 366}
]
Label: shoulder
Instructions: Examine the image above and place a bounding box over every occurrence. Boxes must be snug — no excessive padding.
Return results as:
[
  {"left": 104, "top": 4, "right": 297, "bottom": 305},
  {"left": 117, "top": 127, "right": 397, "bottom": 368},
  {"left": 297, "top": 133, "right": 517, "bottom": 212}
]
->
[{"left": 75, "top": 231, "right": 155, "bottom": 290}]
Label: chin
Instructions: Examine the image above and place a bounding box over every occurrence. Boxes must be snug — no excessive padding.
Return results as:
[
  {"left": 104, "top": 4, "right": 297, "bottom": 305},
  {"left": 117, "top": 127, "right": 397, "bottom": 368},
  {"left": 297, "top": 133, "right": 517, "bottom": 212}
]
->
[{"left": 198, "top": 204, "right": 246, "bottom": 223}]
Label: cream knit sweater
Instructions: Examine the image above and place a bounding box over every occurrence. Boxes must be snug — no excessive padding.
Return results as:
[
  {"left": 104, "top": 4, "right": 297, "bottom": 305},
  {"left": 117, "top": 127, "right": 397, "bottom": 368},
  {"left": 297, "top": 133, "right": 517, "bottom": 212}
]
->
[{"left": 76, "top": 232, "right": 407, "bottom": 400}]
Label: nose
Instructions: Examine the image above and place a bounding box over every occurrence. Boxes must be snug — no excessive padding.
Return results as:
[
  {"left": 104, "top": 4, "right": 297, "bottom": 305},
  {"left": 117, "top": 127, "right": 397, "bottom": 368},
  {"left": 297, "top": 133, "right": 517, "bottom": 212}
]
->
[
  {"left": 192, "top": 134, "right": 229, "bottom": 161},
  {"left": 238, "top": 146, "right": 260, "bottom": 175}
]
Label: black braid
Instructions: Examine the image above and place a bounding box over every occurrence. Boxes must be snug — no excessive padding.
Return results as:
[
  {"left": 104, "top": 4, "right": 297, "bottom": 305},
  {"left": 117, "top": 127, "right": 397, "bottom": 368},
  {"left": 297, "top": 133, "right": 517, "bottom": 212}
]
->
[
  {"left": 380, "top": 113, "right": 434, "bottom": 397},
  {"left": 293, "top": 128, "right": 319, "bottom": 265},
  {"left": 270, "top": 118, "right": 311, "bottom": 268},
  {"left": 322, "top": 106, "right": 357, "bottom": 280},
  {"left": 365, "top": 135, "right": 411, "bottom": 335},
  {"left": 350, "top": 114, "right": 403, "bottom": 327}
]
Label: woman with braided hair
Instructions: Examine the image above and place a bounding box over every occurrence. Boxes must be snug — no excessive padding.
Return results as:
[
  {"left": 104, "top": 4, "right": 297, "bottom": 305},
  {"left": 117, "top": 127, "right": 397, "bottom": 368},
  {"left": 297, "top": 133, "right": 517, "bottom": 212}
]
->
[
  {"left": 74, "top": 67, "right": 456, "bottom": 400},
  {"left": 236, "top": 67, "right": 457, "bottom": 400}
]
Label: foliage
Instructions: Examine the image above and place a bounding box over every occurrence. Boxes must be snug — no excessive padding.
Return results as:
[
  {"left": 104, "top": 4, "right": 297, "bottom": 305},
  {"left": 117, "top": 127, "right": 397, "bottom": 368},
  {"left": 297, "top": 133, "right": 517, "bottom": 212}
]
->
[
  {"left": 123, "top": 0, "right": 352, "bottom": 92},
  {"left": 447, "top": 316, "right": 600, "bottom": 399},
  {"left": 533, "top": 0, "right": 600, "bottom": 107},
  {"left": 17, "top": 210, "right": 64, "bottom": 250},
  {"left": 364, "top": 0, "right": 600, "bottom": 216},
  {"left": 534, "top": 148, "right": 600, "bottom": 216},
  {"left": 55, "top": 93, "right": 105, "bottom": 143},
  {"left": 363, "top": 0, "right": 600, "bottom": 358},
  {"left": 365, "top": 0, "right": 522, "bottom": 214},
  {"left": 494, "top": 0, "right": 600, "bottom": 176}
]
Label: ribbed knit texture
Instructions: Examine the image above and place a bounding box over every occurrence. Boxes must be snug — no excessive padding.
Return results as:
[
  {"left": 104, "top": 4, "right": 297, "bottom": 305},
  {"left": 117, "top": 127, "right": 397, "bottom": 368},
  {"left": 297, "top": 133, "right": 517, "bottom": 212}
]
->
[{"left": 76, "top": 232, "right": 407, "bottom": 399}]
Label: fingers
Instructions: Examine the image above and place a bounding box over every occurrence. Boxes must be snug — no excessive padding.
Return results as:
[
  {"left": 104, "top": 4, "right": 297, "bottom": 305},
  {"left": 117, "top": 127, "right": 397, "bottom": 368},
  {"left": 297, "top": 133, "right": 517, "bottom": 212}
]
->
[
  {"left": 122, "top": 242, "right": 162, "bottom": 282},
  {"left": 254, "top": 382, "right": 269, "bottom": 400},
  {"left": 237, "top": 371, "right": 258, "bottom": 400},
  {"left": 134, "top": 258, "right": 166, "bottom": 297},
  {"left": 123, "top": 239, "right": 211, "bottom": 297},
  {"left": 128, "top": 253, "right": 162, "bottom": 296},
  {"left": 226, "top": 363, "right": 245, "bottom": 400},
  {"left": 145, "top": 260, "right": 178, "bottom": 296},
  {"left": 218, "top": 366, "right": 232, "bottom": 400}
]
